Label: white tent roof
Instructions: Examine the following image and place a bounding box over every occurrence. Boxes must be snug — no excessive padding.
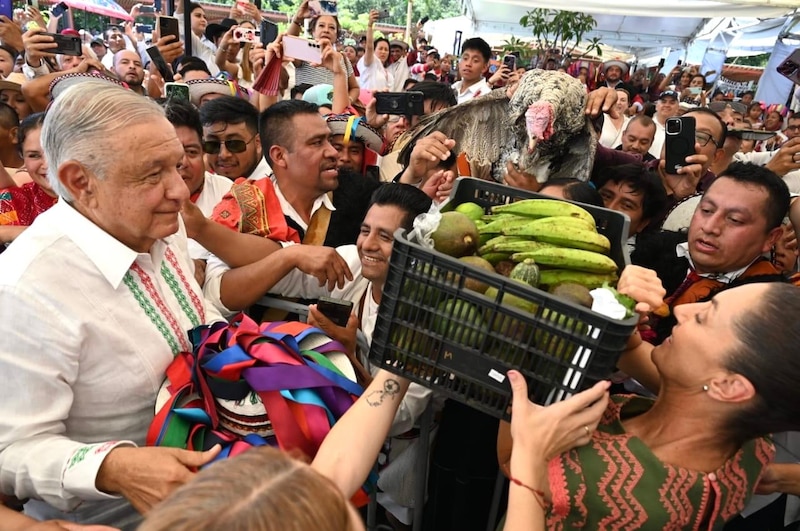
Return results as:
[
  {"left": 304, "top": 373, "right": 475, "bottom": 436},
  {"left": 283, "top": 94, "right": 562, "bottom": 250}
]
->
[{"left": 451, "top": 0, "right": 796, "bottom": 56}]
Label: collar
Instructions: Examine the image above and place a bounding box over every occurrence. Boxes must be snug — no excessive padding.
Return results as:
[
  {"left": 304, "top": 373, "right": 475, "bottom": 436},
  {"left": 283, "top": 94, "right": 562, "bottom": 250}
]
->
[
  {"left": 246, "top": 157, "right": 273, "bottom": 181},
  {"left": 675, "top": 242, "right": 755, "bottom": 284},
  {"left": 455, "top": 78, "right": 490, "bottom": 97},
  {"left": 49, "top": 201, "right": 171, "bottom": 289},
  {"left": 269, "top": 175, "right": 336, "bottom": 230}
]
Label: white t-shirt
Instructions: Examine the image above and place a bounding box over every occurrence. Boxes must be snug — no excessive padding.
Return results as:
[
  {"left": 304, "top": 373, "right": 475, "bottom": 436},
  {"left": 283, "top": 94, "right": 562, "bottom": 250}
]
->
[
  {"left": 357, "top": 56, "right": 392, "bottom": 91},
  {"left": 649, "top": 118, "right": 666, "bottom": 159}
]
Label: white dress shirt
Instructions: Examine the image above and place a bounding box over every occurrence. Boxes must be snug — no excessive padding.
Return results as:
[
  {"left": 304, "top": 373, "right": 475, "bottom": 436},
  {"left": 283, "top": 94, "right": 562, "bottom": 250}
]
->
[
  {"left": 452, "top": 78, "right": 492, "bottom": 104},
  {"left": 188, "top": 171, "right": 234, "bottom": 261},
  {"left": 0, "top": 200, "right": 224, "bottom": 526},
  {"left": 245, "top": 157, "right": 273, "bottom": 182}
]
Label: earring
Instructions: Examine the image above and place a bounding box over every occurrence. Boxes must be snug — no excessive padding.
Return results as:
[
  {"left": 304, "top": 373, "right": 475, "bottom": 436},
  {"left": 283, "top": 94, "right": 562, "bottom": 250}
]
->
[{"left": 702, "top": 384, "right": 709, "bottom": 392}]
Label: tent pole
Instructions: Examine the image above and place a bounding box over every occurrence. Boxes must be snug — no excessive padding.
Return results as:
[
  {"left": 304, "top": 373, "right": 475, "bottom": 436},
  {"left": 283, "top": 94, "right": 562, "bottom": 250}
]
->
[{"left": 183, "top": 0, "right": 191, "bottom": 57}]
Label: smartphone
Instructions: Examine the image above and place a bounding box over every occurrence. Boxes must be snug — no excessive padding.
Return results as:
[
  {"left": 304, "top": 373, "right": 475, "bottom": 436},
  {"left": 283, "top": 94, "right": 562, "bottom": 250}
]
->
[
  {"left": 50, "top": 1, "right": 68, "bottom": 17},
  {"left": 282, "top": 35, "right": 322, "bottom": 64},
  {"left": 139, "top": 5, "right": 155, "bottom": 14},
  {"left": 376, "top": 8, "right": 390, "bottom": 19},
  {"left": 26, "top": 0, "right": 38, "bottom": 10},
  {"left": 419, "top": 15, "right": 429, "bottom": 25},
  {"left": 136, "top": 24, "right": 153, "bottom": 34},
  {"left": 688, "top": 86, "right": 702, "bottom": 95},
  {"left": 375, "top": 91, "right": 424, "bottom": 115},
  {"left": 43, "top": 32, "right": 81, "bottom": 55},
  {"left": 157, "top": 15, "right": 180, "bottom": 43},
  {"left": 309, "top": 0, "right": 337, "bottom": 16},
  {"left": 778, "top": 49, "right": 800, "bottom": 85},
  {"left": 165, "top": 81, "right": 190, "bottom": 102},
  {"left": 665, "top": 116, "right": 696, "bottom": 175},
  {"left": 677, "top": 59, "right": 682, "bottom": 66},
  {"left": 233, "top": 27, "right": 257, "bottom": 43},
  {"left": 1, "top": 0, "right": 13, "bottom": 19},
  {"left": 317, "top": 296, "right": 353, "bottom": 327},
  {"left": 235, "top": 0, "right": 250, "bottom": 12},
  {"left": 146, "top": 45, "right": 174, "bottom": 82},
  {"left": 502, "top": 54, "right": 516, "bottom": 72},
  {"left": 260, "top": 19, "right": 278, "bottom": 46}
]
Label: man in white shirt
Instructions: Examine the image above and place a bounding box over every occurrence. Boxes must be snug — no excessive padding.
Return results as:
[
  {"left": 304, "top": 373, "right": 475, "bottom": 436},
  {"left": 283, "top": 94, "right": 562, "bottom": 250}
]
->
[
  {"left": 0, "top": 82, "right": 225, "bottom": 528},
  {"left": 649, "top": 90, "right": 680, "bottom": 159},
  {"left": 452, "top": 37, "right": 493, "bottom": 104}
]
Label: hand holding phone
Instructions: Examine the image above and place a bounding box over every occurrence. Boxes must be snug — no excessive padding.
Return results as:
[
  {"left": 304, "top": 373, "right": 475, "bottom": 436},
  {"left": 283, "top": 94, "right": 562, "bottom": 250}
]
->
[
  {"left": 233, "top": 27, "right": 257, "bottom": 43},
  {"left": 157, "top": 15, "right": 179, "bottom": 44},
  {"left": 309, "top": 0, "right": 337, "bottom": 16},
  {"left": 316, "top": 296, "right": 353, "bottom": 327},
  {"left": 282, "top": 34, "right": 322, "bottom": 64},
  {"left": 50, "top": 1, "right": 68, "bottom": 17},
  {"left": 43, "top": 32, "right": 82, "bottom": 56},
  {"left": 146, "top": 45, "right": 174, "bottom": 82},
  {"left": 665, "top": 116, "right": 696, "bottom": 175},
  {"left": 502, "top": 54, "right": 516, "bottom": 72}
]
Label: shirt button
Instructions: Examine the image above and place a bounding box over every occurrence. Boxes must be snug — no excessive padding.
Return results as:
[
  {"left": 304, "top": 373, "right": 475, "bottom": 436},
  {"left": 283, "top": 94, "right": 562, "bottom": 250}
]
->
[{"left": 708, "top": 472, "right": 717, "bottom": 481}]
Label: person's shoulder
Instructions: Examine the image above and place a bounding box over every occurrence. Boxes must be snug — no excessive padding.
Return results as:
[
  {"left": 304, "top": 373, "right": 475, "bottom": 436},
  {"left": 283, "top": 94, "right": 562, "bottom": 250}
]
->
[{"left": 0, "top": 211, "right": 68, "bottom": 286}]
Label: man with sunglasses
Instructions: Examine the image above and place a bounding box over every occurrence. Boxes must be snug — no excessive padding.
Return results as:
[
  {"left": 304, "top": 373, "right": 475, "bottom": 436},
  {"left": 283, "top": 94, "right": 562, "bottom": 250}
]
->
[{"left": 199, "top": 96, "right": 271, "bottom": 182}]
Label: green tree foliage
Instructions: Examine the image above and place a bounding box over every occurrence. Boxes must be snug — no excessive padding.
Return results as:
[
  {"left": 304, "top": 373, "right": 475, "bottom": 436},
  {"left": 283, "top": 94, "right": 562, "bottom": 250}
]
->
[{"left": 519, "top": 8, "right": 603, "bottom": 68}]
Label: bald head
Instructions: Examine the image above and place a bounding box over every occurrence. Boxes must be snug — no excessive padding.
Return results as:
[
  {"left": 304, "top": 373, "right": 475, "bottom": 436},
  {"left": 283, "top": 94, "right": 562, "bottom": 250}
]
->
[{"left": 113, "top": 50, "right": 145, "bottom": 89}]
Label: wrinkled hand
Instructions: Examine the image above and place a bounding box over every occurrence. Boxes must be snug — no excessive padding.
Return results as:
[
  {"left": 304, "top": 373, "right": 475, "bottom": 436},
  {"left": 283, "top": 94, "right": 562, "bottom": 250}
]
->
[
  {"left": 23, "top": 27, "right": 57, "bottom": 65},
  {"left": 585, "top": 87, "right": 618, "bottom": 119},
  {"left": 658, "top": 145, "right": 707, "bottom": 200},
  {"left": 503, "top": 161, "right": 540, "bottom": 192},
  {"left": 0, "top": 16, "right": 24, "bottom": 53},
  {"left": 96, "top": 445, "right": 221, "bottom": 514},
  {"left": 616, "top": 265, "right": 666, "bottom": 314},
  {"left": 488, "top": 65, "right": 510, "bottom": 87},
  {"left": 294, "top": 0, "right": 312, "bottom": 21},
  {"left": 509, "top": 370, "right": 609, "bottom": 463},
  {"left": 319, "top": 42, "right": 344, "bottom": 74},
  {"left": 308, "top": 304, "right": 358, "bottom": 358},
  {"left": 287, "top": 244, "right": 354, "bottom": 291},
  {"left": 406, "top": 131, "right": 456, "bottom": 182},
  {"left": 421, "top": 169, "right": 456, "bottom": 203},
  {"left": 765, "top": 137, "right": 800, "bottom": 177},
  {"left": 156, "top": 34, "right": 184, "bottom": 64}
]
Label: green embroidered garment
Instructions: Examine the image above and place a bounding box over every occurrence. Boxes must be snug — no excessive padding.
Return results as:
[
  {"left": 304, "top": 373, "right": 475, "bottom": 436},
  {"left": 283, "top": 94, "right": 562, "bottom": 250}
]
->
[{"left": 546, "top": 395, "right": 774, "bottom": 530}]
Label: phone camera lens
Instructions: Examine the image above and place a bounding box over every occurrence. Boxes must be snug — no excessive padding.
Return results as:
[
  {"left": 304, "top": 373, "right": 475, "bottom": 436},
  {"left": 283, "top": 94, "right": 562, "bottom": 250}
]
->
[{"left": 667, "top": 120, "right": 681, "bottom": 134}]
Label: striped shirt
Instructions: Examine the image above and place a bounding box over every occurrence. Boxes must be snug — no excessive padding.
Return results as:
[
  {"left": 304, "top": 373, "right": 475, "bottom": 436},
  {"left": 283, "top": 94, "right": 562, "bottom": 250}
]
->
[{"left": 295, "top": 55, "right": 355, "bottom": 87}]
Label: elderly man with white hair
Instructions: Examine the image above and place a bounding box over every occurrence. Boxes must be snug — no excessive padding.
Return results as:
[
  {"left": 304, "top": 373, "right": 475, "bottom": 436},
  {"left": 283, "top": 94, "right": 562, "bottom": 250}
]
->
[{"left": 0, "top": 81, "right": 224, "bottom": 529}]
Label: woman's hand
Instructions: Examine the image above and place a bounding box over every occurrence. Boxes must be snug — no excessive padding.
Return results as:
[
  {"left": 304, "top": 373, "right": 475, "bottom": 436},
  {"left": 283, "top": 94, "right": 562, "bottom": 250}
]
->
[
  {"left": 320, "top": 41, "right": 343, "bottom": 74},
  {"left": 22, "top": 27, "right": 57, "bottom": 66},
  {"left": 25, "top": 6, "right": 47, "bottom": 29},
  {"left": 508, "top": 371, "right": 610, "bottom": 463},
  {"left": 616, "top": 265, "right": 666, "bottom": 315}
]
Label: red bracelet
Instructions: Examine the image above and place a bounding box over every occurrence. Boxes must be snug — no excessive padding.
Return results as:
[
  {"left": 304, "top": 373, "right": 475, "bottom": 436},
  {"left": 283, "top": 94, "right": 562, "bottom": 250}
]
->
[{"left": 509, "top": 475, "right": 550, "bottom": 510}]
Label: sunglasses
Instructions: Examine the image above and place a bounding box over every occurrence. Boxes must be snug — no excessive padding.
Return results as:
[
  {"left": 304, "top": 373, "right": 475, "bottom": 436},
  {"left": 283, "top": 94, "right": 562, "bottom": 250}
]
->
[{"left": 202, "top": 134, "right": 256, "bottom": 154}]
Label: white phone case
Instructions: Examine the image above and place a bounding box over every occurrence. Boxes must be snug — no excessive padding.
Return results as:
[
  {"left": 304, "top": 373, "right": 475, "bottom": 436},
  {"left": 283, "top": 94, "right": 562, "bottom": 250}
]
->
[{"left": 283, "top": 35, "right": 322, "bottom": 64}]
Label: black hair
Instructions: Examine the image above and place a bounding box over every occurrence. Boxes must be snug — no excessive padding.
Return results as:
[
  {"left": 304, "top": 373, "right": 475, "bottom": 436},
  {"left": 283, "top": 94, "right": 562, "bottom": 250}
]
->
[
  {"left": 176, "top": 56, "right": 212, "bottom": 78},
  {"left": 308, "top": 15, "right": 341, "bottom": 39},
  {"left": 428, "top": 51, "right": 440, "bottom": 60},
  {"left": 258, "top": 99, "right": 319, "bottom": 165},
  {"left": 712, "top": 161, "right": 789, "bottom": 231},
  {"left": 643, "top": 102, "right": 656, "bottom": 118},
  {"left": 290, "top": 83, "right": 314, "bottom": 100},
  {"left": 423, "top": 72, "right": 437, "bottom": 82},
  {"left": 0, "top": 43, "right": 18, "bottom": 62},
  {"left": 726, "top": 282, "right": 800, "bottom": 443},
  {"left": 408, "top": 81, "right": 457, "bottom": 109},
  {"left": 0, "top": 102, "right": 19, "bottom": 129},
  {"left": 541, "top": 178, "right": 603, "bottom": 207},
  {"left": 626, "top": 114, "right": 656, "bottom": 133},
  {"left": 164, "top": 99, "right": 203, "bottom": 145},
  {"left": 369, "top": 183, "right": 432, "bottom": 231},
  {"left": 16, "top": 112, "right": 45, "bottom": 157},
  {"left": 187, "top": 2, "right": 203, "bottom": 13},
  {"left": 199, "top": 96, "right": 259, "bottom": 135},
  {"left": 374, "top": 37, "right": 389, "bottom": 50},
  {"left": 789, "top": 111, "right": 800, "bottom": 121},
  {"left": 595, "top": 163, "right": 668, "bottom": 223},
  {"left": 460, "top": 37, "right": 491, "bottom": 63},
  {"left": 402, "top": 78, "right": 418, "bottom": 90},
  {"left": 685, "top": 107, "right": 727, "bottom": 147},
  {"left": 742, "top": 90, "right": 754, "bottom": 97}
]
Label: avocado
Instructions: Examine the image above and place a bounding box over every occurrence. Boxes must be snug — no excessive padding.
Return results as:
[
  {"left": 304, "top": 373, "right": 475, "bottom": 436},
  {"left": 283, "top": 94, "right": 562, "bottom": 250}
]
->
[
  {"left": 431, "top": 211, "right": 479, "bottom": 258},
  {"left": 459, "top": 255, "right": 495, "bottom": 294}
]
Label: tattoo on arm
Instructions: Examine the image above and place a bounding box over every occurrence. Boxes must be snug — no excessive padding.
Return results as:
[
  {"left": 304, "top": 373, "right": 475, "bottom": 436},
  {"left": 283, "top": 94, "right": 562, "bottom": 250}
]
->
[{"left": 366, "top": 378, "right": 400, "bottom": 407}]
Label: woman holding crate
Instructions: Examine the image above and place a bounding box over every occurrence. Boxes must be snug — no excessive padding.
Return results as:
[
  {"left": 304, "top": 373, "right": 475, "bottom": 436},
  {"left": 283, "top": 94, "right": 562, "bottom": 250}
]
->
[{"left": 500, "top": 270, "right": 800, "bottom": 530}]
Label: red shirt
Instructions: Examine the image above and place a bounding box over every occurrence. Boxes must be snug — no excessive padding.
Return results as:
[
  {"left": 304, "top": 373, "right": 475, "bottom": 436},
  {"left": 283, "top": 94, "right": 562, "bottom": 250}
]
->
[{"left": 0, "top": 182, "right": 57, "bottom": 226}]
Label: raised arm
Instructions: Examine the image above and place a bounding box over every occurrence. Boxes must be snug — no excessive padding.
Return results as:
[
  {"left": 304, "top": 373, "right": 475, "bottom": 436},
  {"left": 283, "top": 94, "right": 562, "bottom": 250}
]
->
[
  {"left": 287, "top": 0, "right": 311, "bottom": 37},
  {"left": 362, "top": 10, "right": 378, "bottom": 68}
]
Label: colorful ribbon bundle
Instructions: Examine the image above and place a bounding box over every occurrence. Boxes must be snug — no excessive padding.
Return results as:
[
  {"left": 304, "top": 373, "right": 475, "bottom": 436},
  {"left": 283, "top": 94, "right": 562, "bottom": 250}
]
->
[{"left": 147, "top": 313, "right": 367, "bottom": 471}]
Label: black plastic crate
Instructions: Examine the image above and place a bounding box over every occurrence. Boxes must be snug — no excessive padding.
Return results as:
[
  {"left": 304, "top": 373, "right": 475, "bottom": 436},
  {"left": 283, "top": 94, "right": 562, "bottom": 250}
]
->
[{"left": 368, "top": 178, "right": 637, "bottom": 420}]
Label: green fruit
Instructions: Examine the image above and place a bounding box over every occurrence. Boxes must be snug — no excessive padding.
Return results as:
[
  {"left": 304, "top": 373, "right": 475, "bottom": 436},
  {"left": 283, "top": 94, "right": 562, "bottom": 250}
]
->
[
  {"left": 534, "top": 309, "right": 588, "bottom": 362},
  {"left": 481, "top": 252, "right": 512, "bottom": 266},
  {"left": 491, "top": 199, "right": 596, "bottom": 227},
  {"left": 455, "top": 202, "right": 485, "bottom": 221},
  {"left": 459, "top": 256, "right": 495, "bottom": 294},
  {"left": 484, "top": 287, "right": 538, "bottom": 314},
  {"left": 509, "top": 259, "right": 540, "bottom": 288},
  {"left": 431, "top": 211, "right": 479, "bottom": 258},
  {"left": 550, "top": 283, "right": 594, "bottom": 308},
  {"left": 538, "top": 269, "right": 618, "bottom": 290},
  {"left": 435, "top": 299, "right": 486, "bottom": 348}
]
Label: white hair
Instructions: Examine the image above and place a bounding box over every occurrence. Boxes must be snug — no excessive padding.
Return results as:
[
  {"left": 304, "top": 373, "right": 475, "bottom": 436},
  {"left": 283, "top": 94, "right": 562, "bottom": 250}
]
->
[{"left": 41, "top": 81, "right": 165, "bottom": 201}]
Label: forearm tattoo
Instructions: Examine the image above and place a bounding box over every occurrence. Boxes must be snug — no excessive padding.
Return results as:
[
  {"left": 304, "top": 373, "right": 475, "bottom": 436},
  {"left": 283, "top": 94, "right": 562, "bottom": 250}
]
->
[{"left": 366, "top": 378, "right": 400, "bottom": 407}]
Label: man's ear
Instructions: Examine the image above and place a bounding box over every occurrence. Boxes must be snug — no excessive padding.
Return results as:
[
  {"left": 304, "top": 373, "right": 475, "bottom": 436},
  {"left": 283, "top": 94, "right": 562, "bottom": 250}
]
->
[
  {"left": 762, "top": 225, "right": 785, "bottom": 254},
  {"left": 713, "top": 146, "right": 726, "bottom": 165},
  {"left": 59, "top": 161, "right": 94, "bottom": 205},
  {"left": 269, "top": 145, "right": 288, "bottom": 169},
  {"left": 254, "top": 133, "right": 262, "bottom": 158},
  {"left": 9, "top": 126, "right": 19, "bottom": 146}
]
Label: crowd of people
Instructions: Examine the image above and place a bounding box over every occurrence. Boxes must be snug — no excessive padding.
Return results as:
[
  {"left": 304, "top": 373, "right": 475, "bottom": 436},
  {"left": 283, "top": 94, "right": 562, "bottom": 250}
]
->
[{"left": 1, "top": 1, "right": 800, "bottom": 530}]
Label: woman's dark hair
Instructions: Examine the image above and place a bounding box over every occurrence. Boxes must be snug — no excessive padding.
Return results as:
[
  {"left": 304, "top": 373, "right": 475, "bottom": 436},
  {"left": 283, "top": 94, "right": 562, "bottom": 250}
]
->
[
  {"left": 726, "top": 282, "right": 800, "bottom": 443},
  {"left": 369, "top": 183, "right": 432, "bottom": 230},
  {"left": 374, "top": 37, "right": 389, "bottom": 51},
  {"left": 308, "top": 15, "right": 341, "bottom": 39},
  {"left": 17, "top": 112, "right": 46, "bottom": 157},
  {"left": 541, "top": 178, "right": 603, "bottom": 207}
]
